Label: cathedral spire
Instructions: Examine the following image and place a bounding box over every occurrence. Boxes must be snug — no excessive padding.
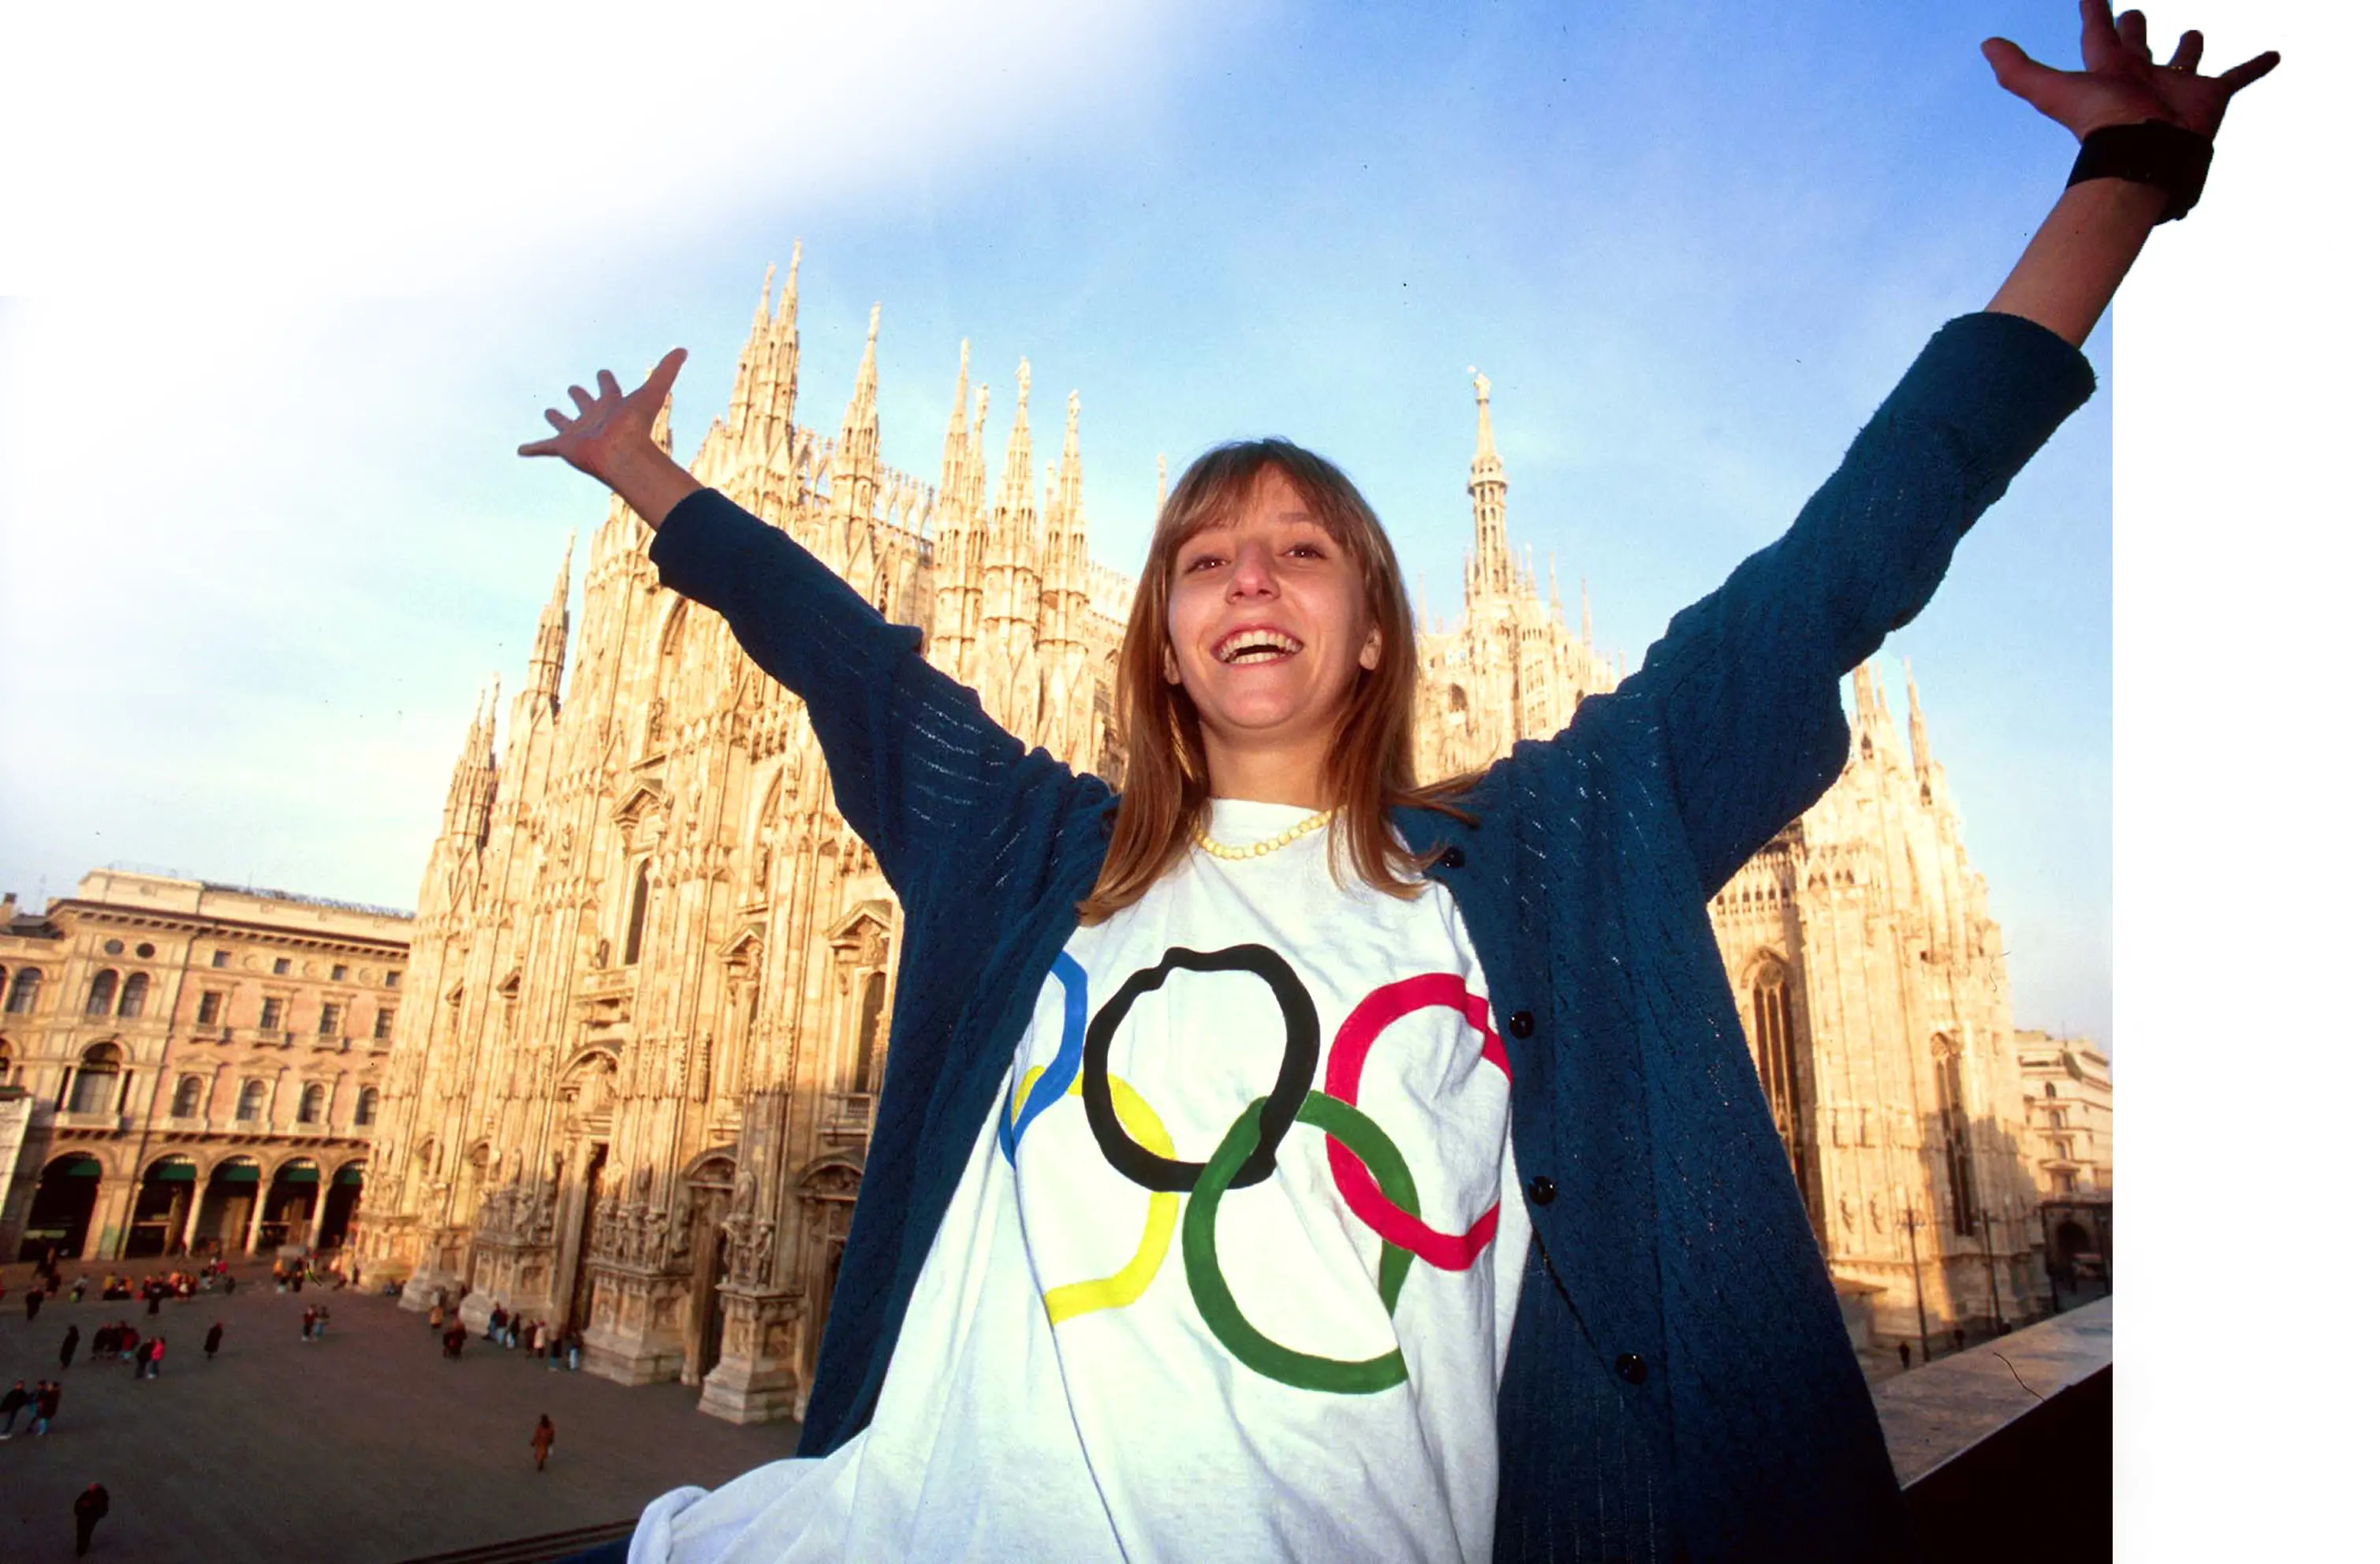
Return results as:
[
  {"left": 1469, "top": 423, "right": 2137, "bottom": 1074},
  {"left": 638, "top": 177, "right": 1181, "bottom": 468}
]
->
[
  {"left": 1904, "top": 657, "right": 1934, "bottom": 779},
  {"left": 527, "top": 532, "right": 573, "bottom": 712},
  {"left": 991, "top": 357, "right": 1037, "bottom": 554},
  {"left": 1467, "top": 366, "right": 1513, "bottom": 600},
  {"left": 830, "top": 305, "right": 884, "bottom": 528},
  {"left": 726, "top": 262, "right": 774, "bottom": 435}
]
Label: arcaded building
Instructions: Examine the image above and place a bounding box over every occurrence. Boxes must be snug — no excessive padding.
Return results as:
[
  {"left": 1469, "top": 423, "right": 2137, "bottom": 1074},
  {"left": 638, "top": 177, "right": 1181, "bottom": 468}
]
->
[
  {"left": 355, "top": 245, "right": 2057, "bottom": 1420},
  {"left": 0, "top": 871, "right": 408, "bottom": 1263}
]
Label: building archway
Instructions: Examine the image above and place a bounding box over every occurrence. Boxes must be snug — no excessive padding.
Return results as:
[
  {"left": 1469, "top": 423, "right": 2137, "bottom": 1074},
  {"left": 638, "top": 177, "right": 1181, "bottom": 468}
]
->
[
  {"left": 318, "top": 1161, "right": 367, "bottom": 1250},
  {"left": 126, "top": 1155, "right": 200, "bottom": 1258},
  {"left": 261, "top": 1159, "right": 322, "bottom": 1251},
  {"left": 196, "top": 1156, "right": 263, "bottom": 1256},
  {"left": 19, "top": 1153, "right": 106, "bottom": 1261}
]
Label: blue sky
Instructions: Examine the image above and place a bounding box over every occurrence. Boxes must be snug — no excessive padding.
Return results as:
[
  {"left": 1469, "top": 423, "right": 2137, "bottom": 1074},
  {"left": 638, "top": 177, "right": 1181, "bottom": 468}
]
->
[{"left": 0, "top": 0, "right": 2324, "bottom": 1060}]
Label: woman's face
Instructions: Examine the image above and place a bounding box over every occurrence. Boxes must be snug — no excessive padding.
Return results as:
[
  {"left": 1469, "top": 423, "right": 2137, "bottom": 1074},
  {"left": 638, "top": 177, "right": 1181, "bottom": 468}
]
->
[{"left": 1164, "top": 465, "right": 1382, "bottom": 765}]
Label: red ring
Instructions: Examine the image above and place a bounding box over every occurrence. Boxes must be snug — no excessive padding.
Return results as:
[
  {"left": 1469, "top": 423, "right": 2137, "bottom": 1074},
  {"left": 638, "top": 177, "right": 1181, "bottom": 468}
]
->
[{"left": 1322, "top": 972, "right": 1510, "bottom": 1271}]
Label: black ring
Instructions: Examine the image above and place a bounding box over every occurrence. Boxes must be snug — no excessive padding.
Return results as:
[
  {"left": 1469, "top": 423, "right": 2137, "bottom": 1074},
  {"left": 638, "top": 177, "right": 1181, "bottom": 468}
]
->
[{"left": 1079, "top": 943, "right": 1319, "bottom": 1193}]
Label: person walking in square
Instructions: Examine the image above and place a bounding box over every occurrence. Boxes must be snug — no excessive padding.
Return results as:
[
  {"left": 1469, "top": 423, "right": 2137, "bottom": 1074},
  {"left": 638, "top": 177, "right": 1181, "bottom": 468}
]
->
[
  {"left": 25, "top": 1287, "right": 43, "bottom": 1323},
  {"left": 73, "top": 1482, "right": 110, "bottom": 1558},
  {"left": 204, "top": 1321, "right": 224, "bottom": 1361},
  {"left": 532, "top": 1413, "right": 557, "bottom": 1473},
  {"left": 30, "top": 1379, "right": 62, "bottom": 1435},
  {"left": 0, "top": 1379, "right": 28, "bottom": 1438},
  {"left": 145, "top": 1336, "right": 165, "bottom": 1379},
  {"left": 300, "top": 1305, "right": 316, "bottom": 1342},
  {"left": 312, "top": 1305, "right": 330, "bottom": 1342},
  {"left": 58, "top": 1323, "right": 80, "bottom": 1371}
]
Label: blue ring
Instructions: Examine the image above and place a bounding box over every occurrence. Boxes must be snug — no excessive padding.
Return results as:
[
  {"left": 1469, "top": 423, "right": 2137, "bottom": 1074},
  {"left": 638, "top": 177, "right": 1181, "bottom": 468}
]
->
[{"left": 1000, "top": 950, "right": 1087, "bottom": 1163}]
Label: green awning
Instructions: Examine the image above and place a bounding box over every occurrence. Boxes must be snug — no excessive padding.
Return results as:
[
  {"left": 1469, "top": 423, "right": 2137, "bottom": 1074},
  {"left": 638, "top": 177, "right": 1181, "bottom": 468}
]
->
[
  {"left": 278, "top": 1165, "right": 319, "bottom": 1184},
  {"left": 149, "top": 1161, "right": 197, "bottom": 1182},
  {"left": 333, "top": 1166, "right": 365, "bottom": 1187},
  {"left": 54, "top": 1155, "right": 103, "bottom": 1178},
  {"left": 213, "top": 1163, "right": 259, "bottom": 1185}
]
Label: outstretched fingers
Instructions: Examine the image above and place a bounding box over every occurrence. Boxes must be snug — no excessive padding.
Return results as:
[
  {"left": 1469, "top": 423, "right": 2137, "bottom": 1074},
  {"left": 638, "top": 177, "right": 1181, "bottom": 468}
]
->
[
  {"left": 2167, "top": 28, "right": 2203, "bottom": 73},
  {"left": 2218, "top": 50, "right": 2281, "bottom": 94}
]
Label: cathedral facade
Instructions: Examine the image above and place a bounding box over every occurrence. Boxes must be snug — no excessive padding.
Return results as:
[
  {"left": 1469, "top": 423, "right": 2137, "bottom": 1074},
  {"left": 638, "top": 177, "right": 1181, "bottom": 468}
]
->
[{"left": 354, "top": 247, "right": 2051, "bottom": 1419}]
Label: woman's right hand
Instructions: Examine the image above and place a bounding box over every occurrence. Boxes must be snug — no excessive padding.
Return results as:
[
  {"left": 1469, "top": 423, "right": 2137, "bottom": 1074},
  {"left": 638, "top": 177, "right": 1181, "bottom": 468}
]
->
[{"left": 518, "top": 347, "right": 701, "bottom": 526}]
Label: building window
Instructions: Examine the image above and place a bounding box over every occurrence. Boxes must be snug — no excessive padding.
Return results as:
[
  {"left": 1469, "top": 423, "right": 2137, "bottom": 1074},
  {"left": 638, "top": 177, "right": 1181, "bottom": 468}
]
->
[
  {"left": 2052, "top": 1170, "right": 2076, "bottom": 1196},
  {"left": 212, "top": 950, "right": 230, "bottom": 969},
  {"left": 172, "top": 1076, "right": 205, "bottom": 1118},
  {"left": 2043, "top": 1082, "right": 2057, "bottom": 1099},
  {"left": 103, "top": 938, "right": 125, "bottom": 956},
  {"left": 197, "top": 991, "right": 222, "bottom": 1025},
  {"left": 330, "top": 964, "right": 348, "bottom": 982},
  {"left": 298, "top": 1084, "right": 326, "bottom": 1124},
  {"left": 259, "top": 997, "right": 284, "bottom": 1031},
  {"left": 1749, "top": 961, "right": 1812, "bottom": 1211},
  {"left": 384, "top": 971, "right": 400, "bottom": 987},
  {"left": 86, "top": 969, "right": 121, "bottom": 1016},
  {"left": 622, "top": 861, "right": 651, "bottom": 967},
  {"left": 1933, "top": 1037, "right": 1979, "bottom": 1237},
  {"left": 69, "top": 1043, "right": 124, "bottom": 1114},
  {"left": 355, "top": 1086, "right": 380, "bottom": 1127},
  {"left": 117, "top": 972, "right": 150, "bottom": 1019},
  {"left": 373, "top": 1007, "right": 394, "bottom": 1041},
  {"left": 852, "top": 969, "right": 889, "bottom": 1093},
  {"left": 135, "top": 943, "right": 155, "bottom": 959},
  {"left": 236, "top": 1080, "right": 267, "bottom": 1122},
  {"left": 6, "top": 966, "right": 43, "bottom": 1013},
  {"left": 273, "top": 957, "right": 291, "bottom": 976},
  {"left": 318, "top": 1003, "right": 341, "bottom": 1037}
]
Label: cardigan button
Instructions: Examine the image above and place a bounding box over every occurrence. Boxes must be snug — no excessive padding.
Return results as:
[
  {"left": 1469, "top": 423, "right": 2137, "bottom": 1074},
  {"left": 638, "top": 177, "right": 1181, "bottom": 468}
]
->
[
  {"left": 1614, "top": 1352, "right": 1648, "bottom": 1385},
  {"left": 1506, "top": 1009, "right": 1535, "bottom": 1039},
  {"left": 1527, "top": 1175, "right": 1557, "bottom": 1207},
  {"left": 1440, "top": 845, "right": 1465, "bottom": 870}
]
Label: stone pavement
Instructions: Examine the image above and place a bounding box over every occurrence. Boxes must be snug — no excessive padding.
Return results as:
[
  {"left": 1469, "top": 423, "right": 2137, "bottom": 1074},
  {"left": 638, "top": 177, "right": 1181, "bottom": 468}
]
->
[{"left": 0, "top": 1264, "right": 794, "bottom": 1562}]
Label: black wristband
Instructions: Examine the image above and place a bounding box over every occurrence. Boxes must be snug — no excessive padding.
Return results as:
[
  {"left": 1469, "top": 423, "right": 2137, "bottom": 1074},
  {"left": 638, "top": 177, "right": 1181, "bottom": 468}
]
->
[{"left": 2066, "top": 120, "right": 2214, "bottom": 223}]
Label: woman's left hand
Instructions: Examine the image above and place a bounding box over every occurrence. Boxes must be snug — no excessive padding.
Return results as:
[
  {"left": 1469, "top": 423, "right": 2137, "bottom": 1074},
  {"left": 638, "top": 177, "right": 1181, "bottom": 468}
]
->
[{"left": 1983, "top": 1, "right": 2277, "bottom": 141}]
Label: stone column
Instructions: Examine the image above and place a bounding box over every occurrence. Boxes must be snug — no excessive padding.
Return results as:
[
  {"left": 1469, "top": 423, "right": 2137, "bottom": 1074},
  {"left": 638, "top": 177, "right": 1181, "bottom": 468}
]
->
[
  {"left": 242, "top": 1185, "right": 268, "bottom": 1256},
  {"left": 697, "top": 1289, "right": 808, "bottom": 1423},
  {"left": 177, "top": 1185, "right": 206, "bottom": 1256}
]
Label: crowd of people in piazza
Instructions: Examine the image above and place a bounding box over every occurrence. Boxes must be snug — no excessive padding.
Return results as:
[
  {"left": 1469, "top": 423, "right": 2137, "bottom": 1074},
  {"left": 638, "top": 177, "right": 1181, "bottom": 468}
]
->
[{"left": 423, "top": 1290, "right": 587, "bottom": 1372}]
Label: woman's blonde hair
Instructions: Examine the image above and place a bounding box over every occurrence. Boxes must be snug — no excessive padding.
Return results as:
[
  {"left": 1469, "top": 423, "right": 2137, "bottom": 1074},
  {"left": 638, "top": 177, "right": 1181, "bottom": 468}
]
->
[{"left": 1078, "top": 439, "right": 1471, "bottom": 924}]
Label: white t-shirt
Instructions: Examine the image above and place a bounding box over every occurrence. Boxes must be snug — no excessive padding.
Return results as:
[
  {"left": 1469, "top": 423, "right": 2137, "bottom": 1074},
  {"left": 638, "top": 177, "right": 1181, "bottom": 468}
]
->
[{"left": 633, "top": 800, "right": 1531, "bottom": 1562}]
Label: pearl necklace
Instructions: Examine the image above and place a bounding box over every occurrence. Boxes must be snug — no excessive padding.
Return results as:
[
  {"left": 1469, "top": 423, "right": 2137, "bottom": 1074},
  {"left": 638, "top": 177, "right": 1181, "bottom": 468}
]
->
[{"left": 1192, "top": 807, "right": 1336, "bottom": 861}]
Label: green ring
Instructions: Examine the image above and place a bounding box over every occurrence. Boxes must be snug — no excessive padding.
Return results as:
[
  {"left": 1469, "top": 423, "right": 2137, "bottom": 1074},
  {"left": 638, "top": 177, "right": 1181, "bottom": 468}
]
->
[{"left": 1182, "top": 1090, "right": 1419, "bottom": 1395}]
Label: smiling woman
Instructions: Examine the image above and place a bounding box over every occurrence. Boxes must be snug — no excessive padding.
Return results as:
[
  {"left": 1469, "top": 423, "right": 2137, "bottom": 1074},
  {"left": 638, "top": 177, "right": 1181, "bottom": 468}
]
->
[{"left": 518, "top": 9, "right": 2274, "bottom": 1561}]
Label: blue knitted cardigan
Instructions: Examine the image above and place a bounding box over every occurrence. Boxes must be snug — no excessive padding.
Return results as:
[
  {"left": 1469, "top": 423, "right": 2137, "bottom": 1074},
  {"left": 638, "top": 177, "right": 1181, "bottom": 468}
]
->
[{"left": 648, "top": 311, "right": 2095, "bottom": 1562}]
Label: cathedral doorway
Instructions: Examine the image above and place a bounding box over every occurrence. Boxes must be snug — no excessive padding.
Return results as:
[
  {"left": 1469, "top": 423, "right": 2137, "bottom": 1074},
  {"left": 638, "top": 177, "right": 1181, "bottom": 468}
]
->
[
  {"left": 796, "top": 1158, "right": 863, "bottom": 1386},
  {"left": 681, "top": 1155, "right": 736, "bottom": 1383},
  {"left": 125, "top": 1155, "right": 197, "bottom": 1257},
  {"left": 565, "top": 1142, "right": 609, "bottom": 1332},
  {"left": 19, "top": 1152, "right": 103, "bottom": 1260}
]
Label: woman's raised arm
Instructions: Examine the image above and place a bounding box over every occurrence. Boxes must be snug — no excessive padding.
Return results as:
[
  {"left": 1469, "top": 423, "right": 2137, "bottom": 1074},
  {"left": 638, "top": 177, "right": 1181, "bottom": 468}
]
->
[{"left": 1980, "top": 2, "right": 2278, "bottom": 345}]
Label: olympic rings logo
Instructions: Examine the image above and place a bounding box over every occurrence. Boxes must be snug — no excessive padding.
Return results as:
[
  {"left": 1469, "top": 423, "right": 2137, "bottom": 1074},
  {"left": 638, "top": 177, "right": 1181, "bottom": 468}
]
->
[{"left": 1002, "top": 944, "right": 1507, "bottom": 1395}]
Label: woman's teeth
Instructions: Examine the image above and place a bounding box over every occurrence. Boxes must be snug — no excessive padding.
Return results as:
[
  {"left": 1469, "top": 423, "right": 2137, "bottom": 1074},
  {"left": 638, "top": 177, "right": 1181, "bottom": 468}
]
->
[{"left": 1219, "top": 630, "right": 1301, "bottom": 663}]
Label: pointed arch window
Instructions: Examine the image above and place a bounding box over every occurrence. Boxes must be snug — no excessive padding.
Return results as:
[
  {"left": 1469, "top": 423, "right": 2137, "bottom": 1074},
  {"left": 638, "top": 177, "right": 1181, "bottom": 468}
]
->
[
  {"left": 5, "top": 967, "right": 40, "bottom": 1013},
  {"left": 117, "top": 971, "right": 150, "bottom": 1018},
  {"left": 1749, "top": 960, "right": 1814, "bottom": 1214},
  {"left": 853, "top": 969, "right": 889, "bottom": 1095},
  {"left": 86, "top": 969, "right": 121, "bottom": 1016},
  {"left": 622, "top": 861, "right": 652, "bottom": 967},
  {"left": 69, "top": 1042, "right": 124, "bottom": 1114},
  {"left": 1934, "top": 1036, "right": 1979, "bottom": 1237},
  {"left": 172, "top": 1075, "right": 206, "bottom": 1118}
]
